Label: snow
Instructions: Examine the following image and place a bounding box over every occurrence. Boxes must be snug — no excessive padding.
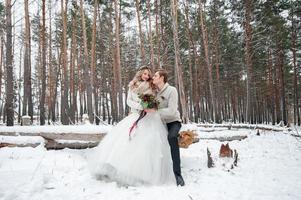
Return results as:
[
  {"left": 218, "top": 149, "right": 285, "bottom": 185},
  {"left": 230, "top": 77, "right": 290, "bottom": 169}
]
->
[{"left": 1, "top": 125, "right": 301, "bottom": 200}]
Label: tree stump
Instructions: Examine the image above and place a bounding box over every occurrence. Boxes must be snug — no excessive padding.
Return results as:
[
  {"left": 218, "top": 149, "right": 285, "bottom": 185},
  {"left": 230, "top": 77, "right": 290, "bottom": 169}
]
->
[
  {"left": 233, "top": 149, "right": 238, "bottom": 167},
  {"left": 207, "top": 148, "right": 214, "bottom": 168},
  {"left": 219, "top": 143, "right": 233, "bottom": 157},
  {"left": 21, "top": 116, "right": 31, "bottom": 126},
  {"left": 82, "top": 114, "right": 90, "bottom": 124}
]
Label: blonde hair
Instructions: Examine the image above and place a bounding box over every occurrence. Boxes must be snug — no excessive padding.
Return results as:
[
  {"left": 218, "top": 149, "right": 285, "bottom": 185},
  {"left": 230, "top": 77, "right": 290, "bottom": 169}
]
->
[{"left": 129, "top": 66, "right": 152, "bottom": 89}]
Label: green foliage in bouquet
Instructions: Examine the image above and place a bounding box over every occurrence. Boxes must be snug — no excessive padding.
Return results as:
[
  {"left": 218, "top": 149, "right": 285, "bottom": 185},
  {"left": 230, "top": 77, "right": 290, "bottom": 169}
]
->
[{"left": 138, "top": 93, "right": 160, "bottom": 109}]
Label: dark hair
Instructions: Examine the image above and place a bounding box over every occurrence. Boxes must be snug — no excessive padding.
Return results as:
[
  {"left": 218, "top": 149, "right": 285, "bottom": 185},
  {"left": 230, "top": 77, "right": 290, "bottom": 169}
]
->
[{"left": 156, "top": 69, "right": 168, "bottom": 83}]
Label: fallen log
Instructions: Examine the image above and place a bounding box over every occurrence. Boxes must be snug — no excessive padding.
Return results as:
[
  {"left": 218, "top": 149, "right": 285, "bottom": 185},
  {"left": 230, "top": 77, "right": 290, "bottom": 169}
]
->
[
  {"left": 44, "top": 139, "right": 99, "bottom": 150},
  {"left": 1, "top": 132, "right": 246, "bottom": 149},
  {"left": 0, "top": 142, "right": 40, "bottom": 148},
  {"left": 291, "top": 134, "right": 301, "bottom": 138},
  {"left": 0, "top": 133, "right": 104, "bottom": 150},
  {"left": 0, "top": 132, "right": 105, "bottom": 141},
  {"left": 0, "top": 126, "right": 249, "bottom": 150},
  {"left": 197, "top": 124, "right": 290, "bottom": 132},
  {"left": 0, "top": 140, "right": 99, "bottom": 150},
  {"left": 199, "top": 135, "right": 247, "bottom": 142}
]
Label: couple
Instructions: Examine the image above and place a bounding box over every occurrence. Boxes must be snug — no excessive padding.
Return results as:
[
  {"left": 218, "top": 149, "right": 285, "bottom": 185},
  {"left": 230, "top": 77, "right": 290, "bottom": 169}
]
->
[{"left": 89, "top": 67, "right": 185, "bottom": 186}]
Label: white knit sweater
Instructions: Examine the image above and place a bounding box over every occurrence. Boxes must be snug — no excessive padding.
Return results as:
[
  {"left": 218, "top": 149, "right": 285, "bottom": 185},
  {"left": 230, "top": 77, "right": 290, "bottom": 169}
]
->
[
  {"left": 156, "top": 83, "right": 181, "bottom": 123},
  {"left": 126, "top": 81, "right": 153, "bottom": 113}
]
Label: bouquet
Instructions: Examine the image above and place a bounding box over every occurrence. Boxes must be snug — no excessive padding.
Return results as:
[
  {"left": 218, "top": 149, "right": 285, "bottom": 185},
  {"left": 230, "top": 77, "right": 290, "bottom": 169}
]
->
[
  {"left": 138, "top": 93, "right": 160, "bottom": 109},
  {"left": 129, "top": 93, "right": 160, "bottom": 139}
]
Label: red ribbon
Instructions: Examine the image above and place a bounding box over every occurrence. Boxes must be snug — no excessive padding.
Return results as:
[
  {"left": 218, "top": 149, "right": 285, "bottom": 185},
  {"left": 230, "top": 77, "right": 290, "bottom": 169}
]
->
[{"left": 129, "top": 111, "right": 147, "bottom": 140}]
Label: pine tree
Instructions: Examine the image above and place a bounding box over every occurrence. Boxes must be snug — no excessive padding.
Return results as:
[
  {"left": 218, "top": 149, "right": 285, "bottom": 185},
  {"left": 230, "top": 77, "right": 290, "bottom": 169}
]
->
[{"left": 5, "top": 0, "right": 14, "bottom": 126}]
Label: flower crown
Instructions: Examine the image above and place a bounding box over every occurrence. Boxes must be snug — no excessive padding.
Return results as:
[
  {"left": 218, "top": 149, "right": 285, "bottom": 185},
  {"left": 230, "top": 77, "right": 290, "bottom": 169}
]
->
[{"left": 138, "top": 65, "right": 151, "bottom": 71}]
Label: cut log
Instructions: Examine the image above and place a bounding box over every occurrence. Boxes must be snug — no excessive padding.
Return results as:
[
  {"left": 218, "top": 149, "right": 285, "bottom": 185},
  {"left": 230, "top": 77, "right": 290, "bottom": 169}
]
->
[{"left": 178, "top": 130, "right": 198, "bottom": 148}]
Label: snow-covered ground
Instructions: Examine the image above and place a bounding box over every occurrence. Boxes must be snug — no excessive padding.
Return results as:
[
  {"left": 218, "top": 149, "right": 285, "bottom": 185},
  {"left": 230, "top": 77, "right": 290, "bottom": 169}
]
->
[{"left": 0, "top": 125, "right": 301, "bottom": 200}]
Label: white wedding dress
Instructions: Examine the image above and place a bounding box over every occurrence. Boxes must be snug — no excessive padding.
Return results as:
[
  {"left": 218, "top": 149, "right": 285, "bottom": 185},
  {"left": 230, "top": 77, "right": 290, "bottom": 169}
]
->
[{"left": 89, "top": 82, "right": 176, "bottom": 186}]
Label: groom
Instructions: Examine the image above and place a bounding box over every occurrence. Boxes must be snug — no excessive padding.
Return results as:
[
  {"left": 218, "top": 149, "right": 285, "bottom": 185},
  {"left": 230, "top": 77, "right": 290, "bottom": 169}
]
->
[{"left": 150, "top": 69, "right": 185, "bottom": 186}]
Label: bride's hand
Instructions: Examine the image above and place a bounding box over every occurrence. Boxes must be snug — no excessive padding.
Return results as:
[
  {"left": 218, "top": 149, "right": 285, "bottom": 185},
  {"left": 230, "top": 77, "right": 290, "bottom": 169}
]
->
[{"left": 144, "top": 108, "right": 156, "bottom": 113}]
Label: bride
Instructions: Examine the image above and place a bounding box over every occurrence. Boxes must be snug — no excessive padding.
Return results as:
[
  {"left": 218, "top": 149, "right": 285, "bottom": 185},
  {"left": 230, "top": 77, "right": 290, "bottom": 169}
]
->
[{"left": 89, "top": 66, "right": 176, "bottom": 186}]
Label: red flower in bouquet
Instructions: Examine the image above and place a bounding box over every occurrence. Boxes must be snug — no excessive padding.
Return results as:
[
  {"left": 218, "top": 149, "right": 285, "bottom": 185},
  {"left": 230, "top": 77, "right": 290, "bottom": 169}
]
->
[{"left": 138, "top": 93, "right": 160, "bottom": 109}]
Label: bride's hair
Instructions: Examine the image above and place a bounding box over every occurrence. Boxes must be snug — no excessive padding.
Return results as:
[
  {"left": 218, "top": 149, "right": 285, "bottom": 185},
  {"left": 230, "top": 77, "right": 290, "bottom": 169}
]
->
[{"left": 129, "top": 66, "right": 153, "bottom": 89}]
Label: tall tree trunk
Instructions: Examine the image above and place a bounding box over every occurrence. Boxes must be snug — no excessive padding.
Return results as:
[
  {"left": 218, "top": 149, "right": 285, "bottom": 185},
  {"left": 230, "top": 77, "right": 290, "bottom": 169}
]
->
[
  {"left": 40, "top": 0, "right": 46, "bottom": 125},
  {"left": 23, "top": 0, "right": 33, "bottom": 122},
  {"left": 232, "top": 87, "right": 237, "bottom": 122},
  {"left": 47, "top": 0, "right": 53, "bottom": 124},
  {"left": 114, "top": 0, "right": 124, "bottom": 121},
  {"left": 97, "top": 5, "right": 104, "bottom": 123},
  {"left": 183, "top": 0, "right": 195, "bottom": 121},
  {"left": 291, "top": 13, "right": 300, "bottom": 125},
  {"left": 155, "top": 0, "right": 160, "bottom": 67},
  {"left": 135, "top": 0, "right": 146, "bottom": 65},
  {"left": 108, "top": 2, "right": 117, "bottom": 123},
  {"left": 78, "top": 45, "right": 84, "bottom": 121},
  {"left": 277, "top": 41, "right": 287, "bottom": 125},
  {"left": 267, "top": 48, "right": 275, "bottom": 125},
  {"left": 51, "top": 46, "right": 61, "bottom": 123},
  {"left": 0, "top": 19, "right": 4, "bottom": 121},
  {"left": 199, "top": 0, "right": 216, "bottom": 122},
  {"left": 91, "top": 0, "right": 99, "bottom": 124},
  {"left": 0, "top": 33, "right": 3, "bottom": 104},
  {"left": 61, "top": 0, "right": 69, "bottom": 125},
  {"left": 244, "top": 0, "right": 254, "bottom": 123},
  {"left": 111, "top": 8, "right": 117, "bottom": 124},
  {"left": 212, "top": 0, "right": 222, "bottom": 123},
  {"left": 274, "top": 56, "right": 281, "bottom": 124},
  {"left": 5, "top": 0, "right": 14, "bottom": 126},
  {"left": 160, "top": 1, "right": 168, "bottom": 66},
  {"left": 170, "top": 0, "right": 189, "bottom": 123},
  {"left": 80, "top": 0, "right": 93, "bottom": 123},
  {"left": 147, "top": 0, "right": 154, "bottom": 69},
  {"left": 70, "top": 7, "right": 77, "bottom": 124},
  {"left": 18, "top": 42, "right": 23, "bottom": 124}
]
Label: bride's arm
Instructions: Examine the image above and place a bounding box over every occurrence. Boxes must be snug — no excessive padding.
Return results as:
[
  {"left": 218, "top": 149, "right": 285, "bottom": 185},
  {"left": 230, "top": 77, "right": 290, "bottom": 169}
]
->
[{"left": 126, "top": 89, "right": 143, "bottom": 110}]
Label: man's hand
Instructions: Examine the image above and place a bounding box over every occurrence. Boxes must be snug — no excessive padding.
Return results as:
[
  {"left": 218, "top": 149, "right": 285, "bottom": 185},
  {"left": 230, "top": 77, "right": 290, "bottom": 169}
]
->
[{"left": 144, "top": 108, "right": 156, "bottom": 113}]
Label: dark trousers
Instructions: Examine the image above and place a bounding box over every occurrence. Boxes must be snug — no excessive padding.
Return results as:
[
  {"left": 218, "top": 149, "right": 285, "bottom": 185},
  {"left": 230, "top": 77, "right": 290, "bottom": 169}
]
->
[{"left": 167, "top": 121, "right": 182, "bottom": 177}]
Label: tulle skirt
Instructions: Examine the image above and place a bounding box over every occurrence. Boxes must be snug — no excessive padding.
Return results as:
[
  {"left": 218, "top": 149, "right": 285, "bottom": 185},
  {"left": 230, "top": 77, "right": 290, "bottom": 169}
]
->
[{"left": 88, "top": 112, "right": 176, "bottom": 186}]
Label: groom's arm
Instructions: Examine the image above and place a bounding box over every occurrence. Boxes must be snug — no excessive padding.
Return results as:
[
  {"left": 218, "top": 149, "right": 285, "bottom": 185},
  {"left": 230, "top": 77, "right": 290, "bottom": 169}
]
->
[{"left": 158, "top": 87, "right": 178, "bottom": 119}]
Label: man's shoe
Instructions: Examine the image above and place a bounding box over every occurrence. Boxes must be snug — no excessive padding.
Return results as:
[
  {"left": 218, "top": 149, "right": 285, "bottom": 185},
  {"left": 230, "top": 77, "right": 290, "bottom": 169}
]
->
[{"left": 176, "top": 175, "right": 185, "bottom": 186}]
